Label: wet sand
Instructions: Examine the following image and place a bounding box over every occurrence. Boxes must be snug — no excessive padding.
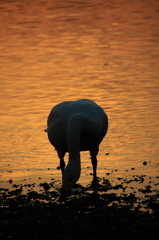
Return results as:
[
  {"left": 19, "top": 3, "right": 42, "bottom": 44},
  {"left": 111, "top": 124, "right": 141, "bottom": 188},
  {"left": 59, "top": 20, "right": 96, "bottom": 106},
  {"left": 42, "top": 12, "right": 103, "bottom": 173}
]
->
[{"left": 1, "top": 176, "right": 159, "bottom": 240}]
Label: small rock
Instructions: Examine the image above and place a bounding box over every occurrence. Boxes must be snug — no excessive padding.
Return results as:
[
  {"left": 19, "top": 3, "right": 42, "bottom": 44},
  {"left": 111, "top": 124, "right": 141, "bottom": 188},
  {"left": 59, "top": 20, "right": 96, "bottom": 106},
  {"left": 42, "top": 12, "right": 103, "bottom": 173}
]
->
[
  {"left": 9, "top": 179, "right": 13, "bottom": 184},
  {"left": 117, "top": 178, "right": 123, "bottom": 180},
  {"left": 40, "top": 182, "right": 50, "bottom": 191},
  {"left": 143, "top": 161, "right": 147, "bottom": 165}
]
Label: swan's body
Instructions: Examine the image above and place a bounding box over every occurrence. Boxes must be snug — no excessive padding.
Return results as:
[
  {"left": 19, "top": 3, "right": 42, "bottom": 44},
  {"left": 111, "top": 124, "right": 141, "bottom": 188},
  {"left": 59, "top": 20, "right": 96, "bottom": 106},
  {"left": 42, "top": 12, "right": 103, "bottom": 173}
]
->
[{"left": 45, "top": 99, "right": 108, "bottom": 197}]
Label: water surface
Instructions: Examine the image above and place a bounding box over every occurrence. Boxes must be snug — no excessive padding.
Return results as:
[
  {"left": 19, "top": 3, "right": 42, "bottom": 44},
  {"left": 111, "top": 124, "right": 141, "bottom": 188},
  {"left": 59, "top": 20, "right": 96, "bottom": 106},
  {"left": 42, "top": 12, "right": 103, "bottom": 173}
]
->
[{"left": 0, "top": 0, "right": 159, "bottom": 194}]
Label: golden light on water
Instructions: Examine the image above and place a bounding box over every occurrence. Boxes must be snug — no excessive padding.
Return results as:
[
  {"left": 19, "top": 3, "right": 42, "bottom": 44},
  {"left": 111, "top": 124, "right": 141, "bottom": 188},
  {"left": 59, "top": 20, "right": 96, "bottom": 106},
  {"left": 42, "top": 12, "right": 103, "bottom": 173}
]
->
[{"left": 0, "top": 0, "right": 159, "bottom": 194}]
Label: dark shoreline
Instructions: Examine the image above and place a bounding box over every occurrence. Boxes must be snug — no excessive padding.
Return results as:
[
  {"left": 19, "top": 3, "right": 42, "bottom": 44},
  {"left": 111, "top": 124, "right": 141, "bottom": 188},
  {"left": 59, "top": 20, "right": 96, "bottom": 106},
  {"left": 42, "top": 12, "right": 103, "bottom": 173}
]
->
[{"left": 1, "top": 178, "right": 159, "bottom": 240}]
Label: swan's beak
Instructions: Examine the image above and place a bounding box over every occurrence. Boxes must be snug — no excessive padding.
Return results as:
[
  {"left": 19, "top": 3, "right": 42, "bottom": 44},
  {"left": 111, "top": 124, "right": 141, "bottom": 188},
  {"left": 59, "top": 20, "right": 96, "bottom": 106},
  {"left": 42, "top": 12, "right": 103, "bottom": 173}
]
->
[
  {"left": 58, "top": 189, "right": 69, "bottom": 202},
  {"left": 58, "top": 180, "right": 71, "bottom": 202}
]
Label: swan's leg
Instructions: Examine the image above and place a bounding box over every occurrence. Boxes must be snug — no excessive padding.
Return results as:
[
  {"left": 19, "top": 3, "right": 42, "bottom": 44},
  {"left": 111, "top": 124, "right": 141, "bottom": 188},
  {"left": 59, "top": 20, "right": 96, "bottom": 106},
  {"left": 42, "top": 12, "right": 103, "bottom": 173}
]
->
[
  {"left": 90, "top": 149, "right": 99, "bottom": 185},
  {"left": 60, "top": 157, "right": 65, "bottom": 174},
  {"left": 91, "top": 155, "right": 97, "bottom": 183},
  {"left": 57, "top": 151, "right": 66, "bottom": 174}
]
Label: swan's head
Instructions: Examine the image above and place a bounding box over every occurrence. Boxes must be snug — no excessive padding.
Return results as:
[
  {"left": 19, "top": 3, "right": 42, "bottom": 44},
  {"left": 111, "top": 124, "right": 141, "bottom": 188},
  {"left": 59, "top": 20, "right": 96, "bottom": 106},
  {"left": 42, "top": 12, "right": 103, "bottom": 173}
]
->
[
  {"left": 59, "top": 161, "right": 81, "bottom": 202},
  {"left": 62, "top": 161, "right": 81, "bottom": 190}
]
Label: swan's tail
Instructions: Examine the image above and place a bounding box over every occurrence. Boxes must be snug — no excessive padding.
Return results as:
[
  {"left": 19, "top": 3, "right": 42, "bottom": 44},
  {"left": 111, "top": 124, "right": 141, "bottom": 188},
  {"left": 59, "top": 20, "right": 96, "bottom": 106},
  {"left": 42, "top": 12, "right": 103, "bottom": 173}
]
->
[{"left": 44, "top": 128, "right": 48, "bottom": 132}]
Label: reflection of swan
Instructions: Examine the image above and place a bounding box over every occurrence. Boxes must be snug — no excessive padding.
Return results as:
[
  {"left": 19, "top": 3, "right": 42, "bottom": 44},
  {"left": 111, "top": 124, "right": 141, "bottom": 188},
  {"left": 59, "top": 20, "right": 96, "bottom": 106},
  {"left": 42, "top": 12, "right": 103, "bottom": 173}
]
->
[{"left": 45, "top": 99, "right": 108, "bottom": 198}]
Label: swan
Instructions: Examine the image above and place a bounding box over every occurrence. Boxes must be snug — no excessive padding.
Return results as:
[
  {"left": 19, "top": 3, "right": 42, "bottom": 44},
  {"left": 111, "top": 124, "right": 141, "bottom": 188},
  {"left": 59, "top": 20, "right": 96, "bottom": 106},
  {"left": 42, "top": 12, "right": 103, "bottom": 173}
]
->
[{"left": 45, "top": 99, "right": 108, "bottom": 200}]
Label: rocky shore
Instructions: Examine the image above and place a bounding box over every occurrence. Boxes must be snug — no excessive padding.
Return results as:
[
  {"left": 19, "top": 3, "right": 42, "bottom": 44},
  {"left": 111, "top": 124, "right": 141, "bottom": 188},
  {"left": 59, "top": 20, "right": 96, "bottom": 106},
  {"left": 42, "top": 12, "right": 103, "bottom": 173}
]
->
[{"left": 1, "top": 177, "right": 159, "bottom": 240}]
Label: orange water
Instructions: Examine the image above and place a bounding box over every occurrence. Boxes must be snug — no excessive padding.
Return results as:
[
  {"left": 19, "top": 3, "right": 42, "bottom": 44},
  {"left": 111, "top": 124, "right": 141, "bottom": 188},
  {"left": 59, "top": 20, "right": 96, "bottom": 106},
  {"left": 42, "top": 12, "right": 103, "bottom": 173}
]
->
[{"left": 0, "top": 0, "right": 159, "bottom": 193}]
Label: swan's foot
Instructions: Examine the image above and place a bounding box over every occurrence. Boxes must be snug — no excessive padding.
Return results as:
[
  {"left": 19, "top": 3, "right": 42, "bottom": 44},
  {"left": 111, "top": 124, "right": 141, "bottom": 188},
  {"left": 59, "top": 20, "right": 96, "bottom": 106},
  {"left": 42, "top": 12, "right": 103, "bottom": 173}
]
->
[
  {"left": 90, "top": 177, "right": 101, "bottom": 188},
  {"left": 57, "top": 165, "right": 65, "bottom": 174}
]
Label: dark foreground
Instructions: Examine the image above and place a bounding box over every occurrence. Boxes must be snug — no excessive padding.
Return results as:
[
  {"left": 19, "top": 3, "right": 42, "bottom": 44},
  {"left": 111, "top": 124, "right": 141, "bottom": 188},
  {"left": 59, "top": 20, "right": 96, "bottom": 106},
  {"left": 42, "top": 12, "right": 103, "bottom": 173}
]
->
[{"left": 0, "top": 178, "right": 159, "bottom": 240}]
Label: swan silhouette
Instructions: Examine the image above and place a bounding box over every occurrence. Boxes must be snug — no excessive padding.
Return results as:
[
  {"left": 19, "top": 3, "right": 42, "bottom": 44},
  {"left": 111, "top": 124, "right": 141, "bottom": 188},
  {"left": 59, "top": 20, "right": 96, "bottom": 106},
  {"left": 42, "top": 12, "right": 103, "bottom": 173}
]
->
[{"left": 45, "top": 99, "right": 108, "bottom": 200}]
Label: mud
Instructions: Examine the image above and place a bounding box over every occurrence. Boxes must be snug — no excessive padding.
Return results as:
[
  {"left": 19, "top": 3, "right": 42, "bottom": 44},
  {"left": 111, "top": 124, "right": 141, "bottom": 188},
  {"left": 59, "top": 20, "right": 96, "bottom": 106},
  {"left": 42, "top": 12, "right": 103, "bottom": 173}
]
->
[{"left": 1, "top": 177, "right": 159, "bottom": 240}]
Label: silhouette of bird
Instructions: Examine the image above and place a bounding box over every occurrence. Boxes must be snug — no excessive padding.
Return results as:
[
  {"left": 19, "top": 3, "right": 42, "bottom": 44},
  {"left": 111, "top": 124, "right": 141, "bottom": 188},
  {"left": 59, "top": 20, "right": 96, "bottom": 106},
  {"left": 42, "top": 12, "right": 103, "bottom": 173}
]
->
[{"left": 45, "top": 99, "right": 108, "bottom": 200}]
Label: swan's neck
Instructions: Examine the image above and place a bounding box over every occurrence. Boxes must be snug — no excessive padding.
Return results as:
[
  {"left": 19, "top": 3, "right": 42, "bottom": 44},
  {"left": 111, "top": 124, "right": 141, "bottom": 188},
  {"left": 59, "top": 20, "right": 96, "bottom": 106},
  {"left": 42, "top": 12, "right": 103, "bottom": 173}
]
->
[
  {"left": 67, "top": 113, "right": 95, "bottom": 161},
  {"left": 62, "top": 113, "right": 98, "bottom": 188}
]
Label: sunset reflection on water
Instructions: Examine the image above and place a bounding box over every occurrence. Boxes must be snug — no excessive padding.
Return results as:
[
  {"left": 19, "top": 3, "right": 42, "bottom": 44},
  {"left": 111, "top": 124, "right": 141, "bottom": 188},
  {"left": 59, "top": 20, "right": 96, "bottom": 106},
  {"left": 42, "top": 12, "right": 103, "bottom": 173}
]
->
[{"left": 0, "top": 0, "right": 159, "bottom": 194}]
